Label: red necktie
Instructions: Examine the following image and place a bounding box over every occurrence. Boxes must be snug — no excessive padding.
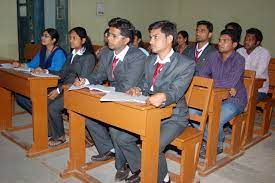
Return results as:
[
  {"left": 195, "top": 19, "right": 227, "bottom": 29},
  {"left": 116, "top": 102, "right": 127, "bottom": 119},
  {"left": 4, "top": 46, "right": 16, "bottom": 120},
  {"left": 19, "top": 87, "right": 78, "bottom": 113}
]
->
[
  {"left": 112, "top": 57, "right": 119, "bottom": 80},
  {"left": 194, "top": 49, "right": 202, "bottom": 64},
  {"left": 152, "top": 63, "right": 164, "bottom": 86}
]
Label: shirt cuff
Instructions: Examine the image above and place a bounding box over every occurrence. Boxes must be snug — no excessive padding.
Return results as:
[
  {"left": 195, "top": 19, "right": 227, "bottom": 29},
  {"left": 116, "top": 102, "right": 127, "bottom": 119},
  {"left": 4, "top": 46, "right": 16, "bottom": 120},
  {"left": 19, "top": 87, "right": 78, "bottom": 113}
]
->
[
  {"left": 84, "top": 78, "right": 90, "bottom": 85},
  {"left": 56, "top": 88, "right": 60, "bottom": 94}
]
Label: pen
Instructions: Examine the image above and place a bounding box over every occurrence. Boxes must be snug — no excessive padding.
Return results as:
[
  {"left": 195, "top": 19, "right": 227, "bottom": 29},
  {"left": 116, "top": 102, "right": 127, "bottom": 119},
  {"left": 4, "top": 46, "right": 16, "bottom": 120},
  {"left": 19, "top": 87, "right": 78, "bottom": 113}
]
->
[{"left": 75, "top": 72, "right": 81, "bottom": 81}]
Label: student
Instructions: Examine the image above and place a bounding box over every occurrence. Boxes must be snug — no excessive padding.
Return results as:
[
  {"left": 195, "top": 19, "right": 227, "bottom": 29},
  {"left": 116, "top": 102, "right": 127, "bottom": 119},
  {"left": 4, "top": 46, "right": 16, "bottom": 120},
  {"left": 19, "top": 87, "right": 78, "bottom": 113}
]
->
[
  {"left": 110, "top": 20, "right": 194, "bottom": 183},
  {"left": 237, "top": 28, "right": 271, "bottom": 102},
  {"left": 13, "top": 28, "right": 67, "bottom": 114},
  {"left": 184, "top": 20, "right": 216, "bottom": 74},
  {"left": 95, "top": 28, "right": 109, "bottom": 60},
  {"left": 225, "top": 22, "right": 243, "bottom": 49},
  {"left": 175, "top": 30, "right": 189, "bottom": 55},
  {"left": 133, "top": 30, "right": 149, "bottom": 56},
  {"left": 36, "top": 27, "right": 96, "bottom": 146},
  {"left": 73, "top": 17, "right": 146, "bottom": 181},
  {"left": 196, "top": 29, "right": 247, "bottom": 158}
]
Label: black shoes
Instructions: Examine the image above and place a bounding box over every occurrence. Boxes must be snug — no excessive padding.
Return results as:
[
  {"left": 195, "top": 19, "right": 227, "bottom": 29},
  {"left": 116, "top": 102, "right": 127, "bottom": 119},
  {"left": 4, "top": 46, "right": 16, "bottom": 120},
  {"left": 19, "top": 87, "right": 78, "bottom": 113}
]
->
[
  {"left": 199, "top": 142, "right": 223, "bottom": 159},
  {"left": 91, "top": 151, "right": 115, "bottom": 161},
  {"left": 115, "top": 164, "right": 130, "bottom": 182},
  {"left": 125, "top": 170, "right": 141, "bottom": 183}
]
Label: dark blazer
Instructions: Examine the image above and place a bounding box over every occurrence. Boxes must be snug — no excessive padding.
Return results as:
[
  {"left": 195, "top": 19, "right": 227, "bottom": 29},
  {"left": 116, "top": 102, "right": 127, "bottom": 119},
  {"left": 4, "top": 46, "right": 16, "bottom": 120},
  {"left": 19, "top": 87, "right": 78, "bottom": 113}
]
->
[
  {"left": 139, "top": 52, "right": 195, "bottom": 123},
  {"left": 184, "top": 43, "right": 216, "bottom": 74},
  {"left": 87, "top": 46, "right": 146, "bottom": 92},
  {"left": 50, "top": 50, "right": 96, "bottom": 93}
]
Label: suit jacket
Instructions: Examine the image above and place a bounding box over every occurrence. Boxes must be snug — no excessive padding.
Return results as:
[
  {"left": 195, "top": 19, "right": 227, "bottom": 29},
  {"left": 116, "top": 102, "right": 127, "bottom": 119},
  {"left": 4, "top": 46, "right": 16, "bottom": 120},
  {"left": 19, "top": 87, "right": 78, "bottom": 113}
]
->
[
  {"left": 138, "top": 52, "right": 195, "bottom": 123},
  {"left": 50, "top": 51, "right": 96, "bottom": 93},
  {"left": 184, "top": 44, "right": 216, "bottom": 74},
  {"left": 87, "top": 46, "right": 146, "bottom": 92}
]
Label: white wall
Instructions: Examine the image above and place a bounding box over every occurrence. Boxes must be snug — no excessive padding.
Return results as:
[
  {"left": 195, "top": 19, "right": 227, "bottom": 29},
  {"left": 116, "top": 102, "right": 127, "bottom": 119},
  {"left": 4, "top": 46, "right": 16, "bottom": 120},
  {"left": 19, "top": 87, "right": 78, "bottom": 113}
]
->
[{"left": 0, "top": 0, "right": 18, "bottom": 59}]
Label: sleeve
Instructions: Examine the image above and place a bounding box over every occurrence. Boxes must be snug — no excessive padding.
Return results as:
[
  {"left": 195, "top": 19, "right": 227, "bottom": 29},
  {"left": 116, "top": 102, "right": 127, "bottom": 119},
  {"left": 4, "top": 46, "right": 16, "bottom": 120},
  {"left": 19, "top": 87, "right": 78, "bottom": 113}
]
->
[
  {"left": 26, "top": 52, "right": 40, "bottom": 69},
  {"left": 163, "top": 59, "right": 195, "bottom": 106},
  {"left": 79, "top": 54, "right": 96, "bottom": 78},
  {"left": 47, "top": 50, "right": 67, "bottom": 71},
  {"left": 115, "top": 53, "right": 146, "bottom": 92},
  {"left": 254, "top": 50, "right": 271, "bottom": 77},
  {"left": 86, "top": 55, "right": 108, "bottom": 85},
  {"left": 214, "top": 58, "right": 245, "bottom": 88}
]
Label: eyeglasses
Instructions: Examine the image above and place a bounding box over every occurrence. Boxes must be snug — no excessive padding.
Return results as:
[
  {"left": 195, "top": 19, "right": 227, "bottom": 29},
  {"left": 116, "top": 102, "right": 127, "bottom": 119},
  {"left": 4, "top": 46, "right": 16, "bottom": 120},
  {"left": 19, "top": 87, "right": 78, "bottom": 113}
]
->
[
  {"left": 41, "top": 34, "right": 51, "bottom": 38},
  {"left": 106, "top": 32, "right": 124, "bottom": 39}
]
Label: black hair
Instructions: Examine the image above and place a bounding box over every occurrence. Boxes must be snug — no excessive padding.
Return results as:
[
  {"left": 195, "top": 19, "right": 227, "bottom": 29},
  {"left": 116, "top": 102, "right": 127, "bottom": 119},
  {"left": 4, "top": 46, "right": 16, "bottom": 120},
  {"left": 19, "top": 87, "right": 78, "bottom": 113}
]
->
[
  {"left": 148, "top": 20, "right": 177, "bottom": 46},
  {"left": 225, "top": 22, "right": 242, "bottom": 42},
  {"left": 197, "top": 20, "right": 213, "bottom": 33},
  {"left": 108, "top": 17, "right": 135, "bottom": 43},
  {"left": 220, "top": 29, "right": 239, "bottom": 43},
  {"left": 69, "top": 27, "right": 95, "bottom": 55},
  {"left": 246, "top": 28, "right": 263, "bottom": 44},
  {"left": 134, "top": 30, "right": 145, "bottom": 48},
  {"left": 44, "top": 28, "right": 59, "bottom": 45},
  {"left": 178, "top": 30, "right": 189, "bottom": 45}
]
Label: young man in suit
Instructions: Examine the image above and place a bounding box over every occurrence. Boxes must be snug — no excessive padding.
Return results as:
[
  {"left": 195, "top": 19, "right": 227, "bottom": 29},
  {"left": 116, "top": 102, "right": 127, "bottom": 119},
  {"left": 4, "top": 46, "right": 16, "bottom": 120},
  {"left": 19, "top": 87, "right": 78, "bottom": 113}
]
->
[
  {"left": 110, "top": 20, "right": 195, "bottom": 183},
  {"left": 184, "top": 20, "right": 216, "bottom": 74},
  {"left": 73, "top": 17, "right": 147, "bottom": 181}
]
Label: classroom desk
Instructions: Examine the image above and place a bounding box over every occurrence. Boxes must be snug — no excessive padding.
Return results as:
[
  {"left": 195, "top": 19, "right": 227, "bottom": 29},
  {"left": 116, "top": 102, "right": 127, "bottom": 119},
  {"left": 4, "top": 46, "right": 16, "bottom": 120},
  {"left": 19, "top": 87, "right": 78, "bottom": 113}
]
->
[
  {"left": 198, "top": 88, "right": 229, "bottom": 176},
  {"left": 60, "top": 89, "right": 174, "bottom": 183},
  {"left": 0, "top": 68, "right": 60, "bottom": 157},
  {"left": 243, "top": 78, "right": 268, "bottom": 149}
]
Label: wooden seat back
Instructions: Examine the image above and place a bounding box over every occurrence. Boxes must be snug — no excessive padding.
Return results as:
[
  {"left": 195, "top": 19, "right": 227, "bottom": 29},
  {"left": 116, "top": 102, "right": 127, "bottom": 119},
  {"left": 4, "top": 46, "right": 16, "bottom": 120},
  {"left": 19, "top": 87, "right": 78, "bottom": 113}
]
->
[
  {"left": 24, "top": 43, "right": 41, "bottom": 61},
  {"left": 185, "top": 76, "right": 214, "bottom": 131}
]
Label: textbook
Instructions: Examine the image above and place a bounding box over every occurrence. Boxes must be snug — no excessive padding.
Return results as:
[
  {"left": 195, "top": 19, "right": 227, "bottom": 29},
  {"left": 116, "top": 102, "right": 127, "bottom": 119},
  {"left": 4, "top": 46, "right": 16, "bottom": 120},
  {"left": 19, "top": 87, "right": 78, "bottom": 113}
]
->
[
  {"left": 31, "top": 72, "right": 59, "bottom": 78},
  {"left": 100, "top": 91, "right": 148, "bottom": 104},
  {"left": 69, "top": 84, "right": 115, "bottom": 93}
]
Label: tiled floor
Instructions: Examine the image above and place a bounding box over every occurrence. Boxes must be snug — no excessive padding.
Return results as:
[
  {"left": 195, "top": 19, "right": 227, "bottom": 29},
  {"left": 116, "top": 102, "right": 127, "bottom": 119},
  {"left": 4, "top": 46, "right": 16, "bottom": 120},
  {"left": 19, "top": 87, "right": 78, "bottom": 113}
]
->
[{"left": 0, "top": 105, "right": 274, "bottom": 183}]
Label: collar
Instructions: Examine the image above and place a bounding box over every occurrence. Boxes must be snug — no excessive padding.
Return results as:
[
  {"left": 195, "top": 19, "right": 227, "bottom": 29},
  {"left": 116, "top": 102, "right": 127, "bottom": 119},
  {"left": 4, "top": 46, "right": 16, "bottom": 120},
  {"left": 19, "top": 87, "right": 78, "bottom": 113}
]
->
[
  {"left": 154, "top": 48, "right": 174, "bottom": 65},
  {"left": 72, "top": 47, "right": 86, "bottom": 56},
  {"left": 113, "top": 45, "right": 129, "bottom": 62},
  {"left": 196, "top": 42, "right": 209, "bottom": 52}
]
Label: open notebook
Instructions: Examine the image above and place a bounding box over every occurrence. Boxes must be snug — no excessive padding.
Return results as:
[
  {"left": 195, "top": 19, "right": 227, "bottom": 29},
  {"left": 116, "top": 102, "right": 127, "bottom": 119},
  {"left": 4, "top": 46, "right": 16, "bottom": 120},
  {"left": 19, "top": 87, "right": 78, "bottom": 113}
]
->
[
  {"left": 69, "top": 84, "right": 115, "bottom": 93},
  {"left": 100, "top": 91, "right": 148, "bottom": 104}
]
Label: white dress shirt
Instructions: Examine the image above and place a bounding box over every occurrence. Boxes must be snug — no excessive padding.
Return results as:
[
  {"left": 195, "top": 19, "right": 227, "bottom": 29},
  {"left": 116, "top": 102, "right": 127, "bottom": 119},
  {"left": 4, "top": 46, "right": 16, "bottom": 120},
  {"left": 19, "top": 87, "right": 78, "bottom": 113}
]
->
[
  {"left": 196, "top": 42, "right": 209, "bottom": 58},
  {"left": 150, "top": 49, "right": 174, "bottom": 91},
  {"left": 237, "top": 46, "right": 271, "bottom": 93}
]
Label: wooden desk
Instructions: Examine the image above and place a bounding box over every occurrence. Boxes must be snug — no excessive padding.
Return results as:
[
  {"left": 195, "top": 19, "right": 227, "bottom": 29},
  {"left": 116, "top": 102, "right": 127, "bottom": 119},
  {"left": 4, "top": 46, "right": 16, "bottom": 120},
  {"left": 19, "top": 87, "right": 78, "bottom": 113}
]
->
[
  {"left": 243, "top": 78, "right": 267, "bottom": 149},
  {"left": 0, "top": 68, "right": 59, "bottom": 157},
  {"left": 60, "top": 89, "right": 174, "bottom": 183},
  {"left": 198, "top": 88, "right": 229, "bottom": 176}
]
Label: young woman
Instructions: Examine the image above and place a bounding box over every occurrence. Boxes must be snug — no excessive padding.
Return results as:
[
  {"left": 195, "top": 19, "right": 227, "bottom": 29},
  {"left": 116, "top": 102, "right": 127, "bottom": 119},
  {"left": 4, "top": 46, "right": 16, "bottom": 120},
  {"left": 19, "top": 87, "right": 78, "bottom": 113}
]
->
[
  {"left": 43, "top": 27, "right": 96, "bottom": 146},
  {"left": 13, "top": 28, "right": 66, "bottom": 72},
  {"left": 133, "top": 30, "right": 149, "bottom": 56},
  {"left": 175, "top": 30, "right": 189, "bottom": 55},
  {"left": 14, "top": 28, "right": 67, "bottom": 114}
]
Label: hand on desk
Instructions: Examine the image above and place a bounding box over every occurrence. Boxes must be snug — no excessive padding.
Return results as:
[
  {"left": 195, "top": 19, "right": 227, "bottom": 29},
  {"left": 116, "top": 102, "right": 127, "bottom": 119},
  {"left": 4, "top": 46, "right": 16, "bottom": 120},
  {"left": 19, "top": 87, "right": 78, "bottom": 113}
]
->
[
  {"left": 126, "top": 87, "right": 142, "bottom": 96},
  {"left": 229, "top": 88, "right": 237, "bottom": 97},
  {"left": 12, "top": 61, "right": 23, "bottom": 68},
  {"left": 146, "top": 93, "right": 166, "bottom": 107},
  {"left": 32, "top": 67, "right": 47, "bottom": 74},
  {"left": 48, "top": 89, "right": 59, "bottom": 100},
  {"left": 73, "top": 77, "right": 86, "bottom": 87}
]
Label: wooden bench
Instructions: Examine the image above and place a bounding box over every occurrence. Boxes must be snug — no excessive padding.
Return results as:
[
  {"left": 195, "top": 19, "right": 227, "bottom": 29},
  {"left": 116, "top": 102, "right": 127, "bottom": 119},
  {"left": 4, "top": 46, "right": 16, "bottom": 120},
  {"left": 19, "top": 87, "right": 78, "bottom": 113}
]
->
[
  {"left": 215, "top": 70, "right": 256, "bottom": 168},
  {"left": 256, "top": 58, "right": 275, "bottom": 137},
  {"left": 169, "top": 76, "right": 214, "bottom": 183}
]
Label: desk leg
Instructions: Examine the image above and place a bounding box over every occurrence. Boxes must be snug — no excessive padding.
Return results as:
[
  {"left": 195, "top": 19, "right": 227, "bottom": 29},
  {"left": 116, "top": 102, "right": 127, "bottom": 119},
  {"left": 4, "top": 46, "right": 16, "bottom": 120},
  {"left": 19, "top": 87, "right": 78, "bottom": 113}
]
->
[
  {"left": 27, "top": 86, "right": 49, "bottom": 157},
  {"left": 61, "top": 110, "right": 86, "bottom": 177},
  {"left": 199, "top": 95, "right": 222, "bottom": 176},
  {"left": 0, "top": 87, "right": 12, "bottom": 130},
  {"left": 141, "top": 109, "right": 160, "bottom": 183}
]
